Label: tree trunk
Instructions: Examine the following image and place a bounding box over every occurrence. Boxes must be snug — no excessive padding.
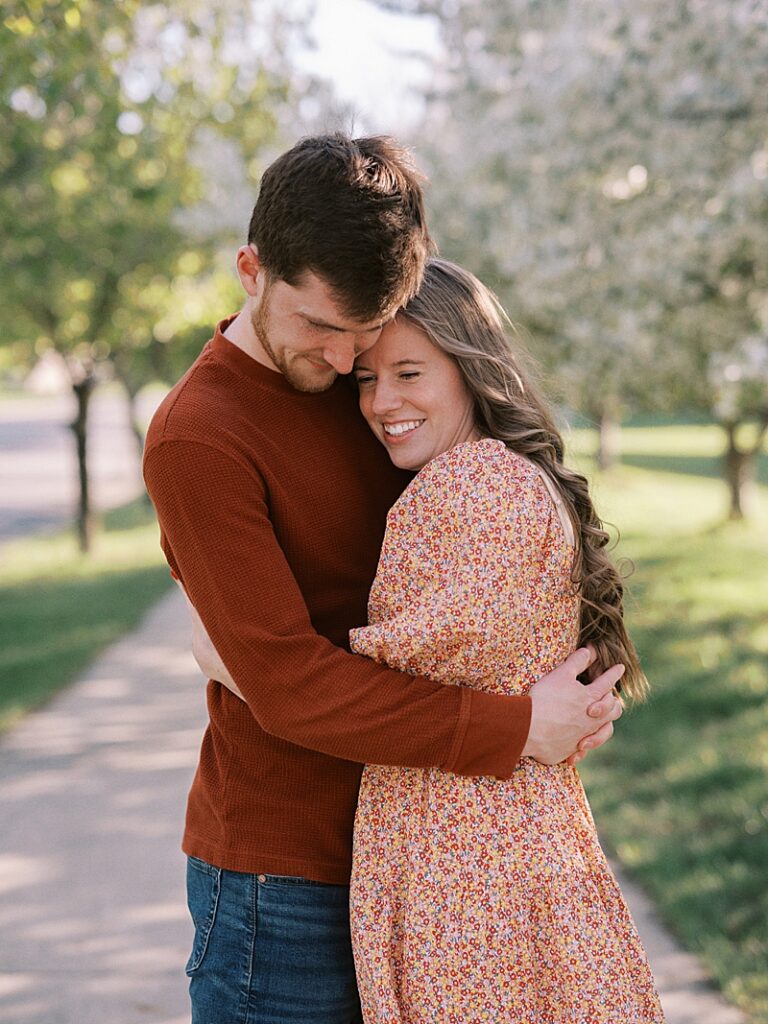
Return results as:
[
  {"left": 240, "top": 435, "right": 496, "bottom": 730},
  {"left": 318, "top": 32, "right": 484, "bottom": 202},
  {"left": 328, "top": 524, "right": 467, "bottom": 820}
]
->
[
  {"left": 120, "top": 382, "right": 147, "bottom": 463},
  {"left": 723, "top": 423, "right": 754, "bottom": 521},
  {"left": 596, "top": 402, "right": 621, "bottom": 471},
  {"left": 112, "top": 361, "right": 153, "bottom": 507},
  {"left": 126, "top": 388, "right": 152, "bottom": 507},
  {"left": 70, "top": 373, "right": 97, "bottom": 553}
]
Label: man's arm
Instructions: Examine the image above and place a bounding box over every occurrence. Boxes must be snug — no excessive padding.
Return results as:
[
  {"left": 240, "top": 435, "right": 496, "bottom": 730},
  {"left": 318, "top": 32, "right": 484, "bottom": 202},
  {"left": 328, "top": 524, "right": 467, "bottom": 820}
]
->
[
  {"left": 187, "top": 596, "right": 621, "bottom": 767},
  {"left": 145, "top": 438, "right": 619, "bottom": 775}
]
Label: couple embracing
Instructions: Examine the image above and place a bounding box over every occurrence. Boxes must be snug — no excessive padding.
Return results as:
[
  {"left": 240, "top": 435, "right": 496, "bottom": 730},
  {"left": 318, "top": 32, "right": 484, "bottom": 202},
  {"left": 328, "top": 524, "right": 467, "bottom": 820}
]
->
[{"left": 143, "top": 133, "right": 664, "bottom": 1023}]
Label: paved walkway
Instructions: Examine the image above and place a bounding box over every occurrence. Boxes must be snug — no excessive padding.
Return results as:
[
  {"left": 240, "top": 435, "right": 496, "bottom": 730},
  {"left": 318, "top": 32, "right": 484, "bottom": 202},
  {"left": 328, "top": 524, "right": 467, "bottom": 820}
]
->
[
  {"left": 0, "top": 590, "right": 748, "bottom": 1023},
  {"left": 0, "top": 388, "right": 162, "bottom": 545}
]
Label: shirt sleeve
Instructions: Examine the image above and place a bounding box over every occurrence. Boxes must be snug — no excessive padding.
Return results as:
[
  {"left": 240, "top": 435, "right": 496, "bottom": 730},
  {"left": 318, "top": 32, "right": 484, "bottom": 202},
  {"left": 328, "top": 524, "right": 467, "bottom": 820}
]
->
[
  {"left": 143, "top": 437, "right": 531, "bottom": 779},
  {"left": 350, "top": 442, "right": 543, "bottom": 696}
]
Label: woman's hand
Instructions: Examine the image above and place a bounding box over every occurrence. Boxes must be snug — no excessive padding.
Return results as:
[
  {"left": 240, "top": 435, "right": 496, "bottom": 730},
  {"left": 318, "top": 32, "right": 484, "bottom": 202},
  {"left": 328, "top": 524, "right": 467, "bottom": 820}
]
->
[{"left": 176, "top": 581, "right": 246, "bottom": 702}]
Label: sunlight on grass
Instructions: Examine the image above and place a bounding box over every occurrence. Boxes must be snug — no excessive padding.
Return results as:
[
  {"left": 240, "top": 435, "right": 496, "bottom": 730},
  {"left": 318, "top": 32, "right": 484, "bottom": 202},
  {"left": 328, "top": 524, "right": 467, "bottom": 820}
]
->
[
  {"left": 568, "top": 421, "right": 768, "bottom": 488},
  {"left": 570, "top": 427, "right": 768, "bottom": 1023},
  {"left": 0, "top": 499, "right": 172, "bottom": 732}
]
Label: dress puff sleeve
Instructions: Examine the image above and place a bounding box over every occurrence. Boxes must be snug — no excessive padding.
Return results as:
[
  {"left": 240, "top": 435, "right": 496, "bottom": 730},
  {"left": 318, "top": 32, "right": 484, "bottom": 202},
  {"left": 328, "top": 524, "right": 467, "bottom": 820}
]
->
[{"left": 350, "top": 438, "right": 561, "bottom": 697}]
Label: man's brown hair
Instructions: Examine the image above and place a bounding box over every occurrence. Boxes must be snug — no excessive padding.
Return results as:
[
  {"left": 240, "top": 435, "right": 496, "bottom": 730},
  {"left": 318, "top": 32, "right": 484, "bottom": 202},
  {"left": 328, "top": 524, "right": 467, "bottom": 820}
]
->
[{"left": 248, "top": 133, "right": 433, "bottom": 322}]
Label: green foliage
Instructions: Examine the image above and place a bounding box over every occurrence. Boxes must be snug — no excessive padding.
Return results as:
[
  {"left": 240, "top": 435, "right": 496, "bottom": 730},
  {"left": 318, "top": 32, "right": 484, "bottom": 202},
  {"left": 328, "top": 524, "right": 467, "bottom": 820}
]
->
[
  {"left": 0, "top": 0, "right": 288, "bottom": 377},
  {"left": 1, "top": 0, "right": 296, "bottom": 545},
  {"left": 0, "top": 498, "right": 173, "bottom": 733},
  {"left": 569, "top": 425, "right": 768, "bottom": 1023},
  {"left": 385, "top": 0, "right": 768, "bottom": 433}
]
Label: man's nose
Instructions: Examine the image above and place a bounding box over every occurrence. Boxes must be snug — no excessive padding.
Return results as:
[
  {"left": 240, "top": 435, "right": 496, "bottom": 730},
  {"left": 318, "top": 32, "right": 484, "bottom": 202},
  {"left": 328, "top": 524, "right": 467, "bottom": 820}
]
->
[{"left": 322, "top": 339, "right": 358, "bottom": 375}]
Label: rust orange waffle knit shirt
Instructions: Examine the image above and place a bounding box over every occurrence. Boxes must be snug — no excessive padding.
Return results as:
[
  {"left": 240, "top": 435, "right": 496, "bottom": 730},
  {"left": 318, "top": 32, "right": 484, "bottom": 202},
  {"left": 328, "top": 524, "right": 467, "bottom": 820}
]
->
[{"left": 142, "top": 318, "right": 532, "bottom": 883}]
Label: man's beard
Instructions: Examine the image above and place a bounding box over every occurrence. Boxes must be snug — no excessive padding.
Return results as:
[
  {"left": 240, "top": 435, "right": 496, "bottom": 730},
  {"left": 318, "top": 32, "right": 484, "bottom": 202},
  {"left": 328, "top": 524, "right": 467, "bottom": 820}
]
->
[{"left": 251, "top": 284, "right": 337, "bottom": 394}]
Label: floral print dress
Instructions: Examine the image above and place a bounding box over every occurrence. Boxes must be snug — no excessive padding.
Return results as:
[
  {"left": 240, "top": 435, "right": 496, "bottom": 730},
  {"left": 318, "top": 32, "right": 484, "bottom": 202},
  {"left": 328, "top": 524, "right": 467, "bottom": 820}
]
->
[{"left": 349, "top": 438, "right": 664, "bottom": 1024}]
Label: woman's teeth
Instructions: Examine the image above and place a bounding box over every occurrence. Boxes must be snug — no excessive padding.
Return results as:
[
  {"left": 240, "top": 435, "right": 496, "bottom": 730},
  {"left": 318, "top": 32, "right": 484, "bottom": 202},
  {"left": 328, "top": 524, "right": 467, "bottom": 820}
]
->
[{"left": 383, "top": 420, "right": 425, "bottom": 437}]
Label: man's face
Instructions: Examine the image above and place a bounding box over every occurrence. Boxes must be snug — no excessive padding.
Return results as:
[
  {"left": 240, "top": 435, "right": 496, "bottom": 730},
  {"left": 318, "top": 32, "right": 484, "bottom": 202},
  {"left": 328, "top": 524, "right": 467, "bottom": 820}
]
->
[{"left": 251, "top": 272, "right": 387, "bottom": 393}]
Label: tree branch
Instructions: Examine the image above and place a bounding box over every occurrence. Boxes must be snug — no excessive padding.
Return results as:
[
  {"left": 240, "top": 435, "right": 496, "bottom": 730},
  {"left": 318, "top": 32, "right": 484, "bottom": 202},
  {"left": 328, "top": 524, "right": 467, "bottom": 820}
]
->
[
  {"left": 20, "top": 296, "right": 59, "bottom": 338},
  {"left": 87, "top": 269, "right": 120, "bottom": 344},
  {"left": 748, "top": 410, "right": 768, "bottom": 456}
]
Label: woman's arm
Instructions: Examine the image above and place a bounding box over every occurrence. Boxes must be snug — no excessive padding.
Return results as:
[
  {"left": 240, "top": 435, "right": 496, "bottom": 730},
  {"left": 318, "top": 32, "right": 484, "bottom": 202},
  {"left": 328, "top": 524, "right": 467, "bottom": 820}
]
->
[{"left": 176, "top": 580, "right": 246, "bottom": 701}]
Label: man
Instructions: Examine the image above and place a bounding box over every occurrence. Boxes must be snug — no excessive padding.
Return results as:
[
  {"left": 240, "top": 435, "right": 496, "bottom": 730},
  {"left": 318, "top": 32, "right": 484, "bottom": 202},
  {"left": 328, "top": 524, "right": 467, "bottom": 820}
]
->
[{"left": 143, "top": 133, "right": 623, "bottom": 1024}]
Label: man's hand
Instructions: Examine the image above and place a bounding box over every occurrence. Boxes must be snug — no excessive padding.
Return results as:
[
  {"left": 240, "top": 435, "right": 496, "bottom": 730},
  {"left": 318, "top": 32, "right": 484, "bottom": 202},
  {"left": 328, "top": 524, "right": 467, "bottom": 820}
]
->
[{"left": 522, "top": 647, "right": 624, "bottom": 765}]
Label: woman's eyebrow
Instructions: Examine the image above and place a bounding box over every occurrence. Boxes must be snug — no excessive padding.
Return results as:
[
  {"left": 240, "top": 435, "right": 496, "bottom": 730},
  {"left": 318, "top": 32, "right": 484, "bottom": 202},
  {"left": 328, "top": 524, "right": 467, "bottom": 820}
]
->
[
  {"left": 302, "top": 314, "right": 384, "bottom": 333},
  {"left": 354, "top": 358, "right": 427, "bottom": 373}
]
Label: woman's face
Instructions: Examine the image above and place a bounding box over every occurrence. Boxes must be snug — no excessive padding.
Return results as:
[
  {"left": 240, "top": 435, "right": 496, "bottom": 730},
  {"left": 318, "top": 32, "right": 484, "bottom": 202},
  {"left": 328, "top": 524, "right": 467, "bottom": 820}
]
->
[{"left": 353, "top": 317, "right": 479, "bottom": 471}]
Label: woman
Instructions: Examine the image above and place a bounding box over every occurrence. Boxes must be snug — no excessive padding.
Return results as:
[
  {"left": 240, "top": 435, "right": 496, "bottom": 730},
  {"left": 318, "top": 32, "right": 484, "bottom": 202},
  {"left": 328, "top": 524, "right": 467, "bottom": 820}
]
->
[{"left": 347, "top": 258, "right": 664, "bottom": 1023}]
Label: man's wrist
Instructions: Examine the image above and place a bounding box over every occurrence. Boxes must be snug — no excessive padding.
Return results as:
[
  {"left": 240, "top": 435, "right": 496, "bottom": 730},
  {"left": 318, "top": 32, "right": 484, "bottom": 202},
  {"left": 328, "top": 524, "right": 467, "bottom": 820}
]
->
[{"left": 448, "top": 691, "right": 532, "bottom": 779}]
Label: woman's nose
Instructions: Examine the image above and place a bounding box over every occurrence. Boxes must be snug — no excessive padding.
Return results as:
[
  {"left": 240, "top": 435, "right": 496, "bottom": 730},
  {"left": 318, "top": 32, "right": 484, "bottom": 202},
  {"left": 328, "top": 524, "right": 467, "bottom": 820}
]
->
[{"left": 371, "top": 380, "right": 402, "bottom": 416}]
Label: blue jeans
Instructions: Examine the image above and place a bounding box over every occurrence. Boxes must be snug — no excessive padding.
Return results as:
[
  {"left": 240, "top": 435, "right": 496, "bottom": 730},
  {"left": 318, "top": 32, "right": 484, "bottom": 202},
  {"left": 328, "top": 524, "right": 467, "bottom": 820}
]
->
[{"left": 185, "top": 856, "right": 362, "bottom": 1024}]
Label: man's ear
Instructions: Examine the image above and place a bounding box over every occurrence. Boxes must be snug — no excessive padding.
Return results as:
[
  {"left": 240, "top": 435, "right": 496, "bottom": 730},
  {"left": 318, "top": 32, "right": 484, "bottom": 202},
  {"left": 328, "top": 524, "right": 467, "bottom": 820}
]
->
[{"left": 235, "top": 244, "right": 262, "bottom": 297}]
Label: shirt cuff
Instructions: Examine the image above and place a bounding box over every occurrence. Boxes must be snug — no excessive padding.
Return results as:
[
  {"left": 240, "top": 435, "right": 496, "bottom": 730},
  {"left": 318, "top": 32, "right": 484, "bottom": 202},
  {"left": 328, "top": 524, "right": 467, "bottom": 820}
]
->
[{"left": 444, "top": 691, "right": 532, "bottom": 780}]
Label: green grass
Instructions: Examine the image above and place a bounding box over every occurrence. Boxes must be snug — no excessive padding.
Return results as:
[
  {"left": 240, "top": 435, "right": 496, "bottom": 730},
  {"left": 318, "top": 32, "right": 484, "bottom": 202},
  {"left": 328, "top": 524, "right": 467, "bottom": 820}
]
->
[
  {"left": 568, "top": 425, "right": 768, "bottom": 1023},
  {"left": 0, "top": 498, "right": 173, "bottom": 732},
  {"left": 572, "top": 419, "right": 768, "bottom": 487}
]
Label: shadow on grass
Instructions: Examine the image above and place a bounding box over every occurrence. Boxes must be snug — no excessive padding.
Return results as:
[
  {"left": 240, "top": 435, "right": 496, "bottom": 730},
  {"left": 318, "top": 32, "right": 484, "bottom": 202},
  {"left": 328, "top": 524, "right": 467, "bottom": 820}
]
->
[
  {"left": 577, "top": 463, "right": 767, "bottom": 1019},
  {"left": 637, "top": 829, "right": 768, "bottom": 968},
  {"left": 585, "top": 597, "right": 767, "bottom": 828},
  {"left": 635, "top": 624, "right": 765, "bottom": 712},
  {"left": 582, "top": 587, "right": 768, "bottom": 1014},
  {"left": 621, "top": 452, "right": 768, "bottom": 486}
]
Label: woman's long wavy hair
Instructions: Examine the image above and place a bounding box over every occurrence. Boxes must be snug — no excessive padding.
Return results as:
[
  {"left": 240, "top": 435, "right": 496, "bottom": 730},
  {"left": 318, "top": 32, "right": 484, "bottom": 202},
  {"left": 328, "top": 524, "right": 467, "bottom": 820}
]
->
[{"left": 400, "top": 258, "right": 648, "bottom": 700}]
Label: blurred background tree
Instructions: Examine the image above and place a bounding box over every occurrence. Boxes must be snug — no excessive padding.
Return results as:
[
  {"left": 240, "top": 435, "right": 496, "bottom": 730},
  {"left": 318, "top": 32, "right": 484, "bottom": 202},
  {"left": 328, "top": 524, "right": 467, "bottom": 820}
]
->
[
  {"left": 0, "top": 0, "right": 314, "bottom": 550},
  {"left": 376, "top": 0, "right": 768, "bottom": 515}
]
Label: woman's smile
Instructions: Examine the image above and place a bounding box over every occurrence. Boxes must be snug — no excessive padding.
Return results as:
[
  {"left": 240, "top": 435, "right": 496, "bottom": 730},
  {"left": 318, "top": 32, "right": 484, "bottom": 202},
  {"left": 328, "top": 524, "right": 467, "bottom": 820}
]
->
[
  {"left": 382, "top": 419, "right": 426, "bottom": 440},
  {"left": 354, "top": 319, "right": 478, "bottom": 471}
]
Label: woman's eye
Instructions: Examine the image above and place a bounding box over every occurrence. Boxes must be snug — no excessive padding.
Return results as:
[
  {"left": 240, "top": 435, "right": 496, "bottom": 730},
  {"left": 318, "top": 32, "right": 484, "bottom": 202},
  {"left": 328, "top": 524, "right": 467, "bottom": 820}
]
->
[
  {"left": 399, "top": 372, "right": 420, "bottom": 380},
  {"left": 354, "top": 375, "right": 376, "bottom": 386}
]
